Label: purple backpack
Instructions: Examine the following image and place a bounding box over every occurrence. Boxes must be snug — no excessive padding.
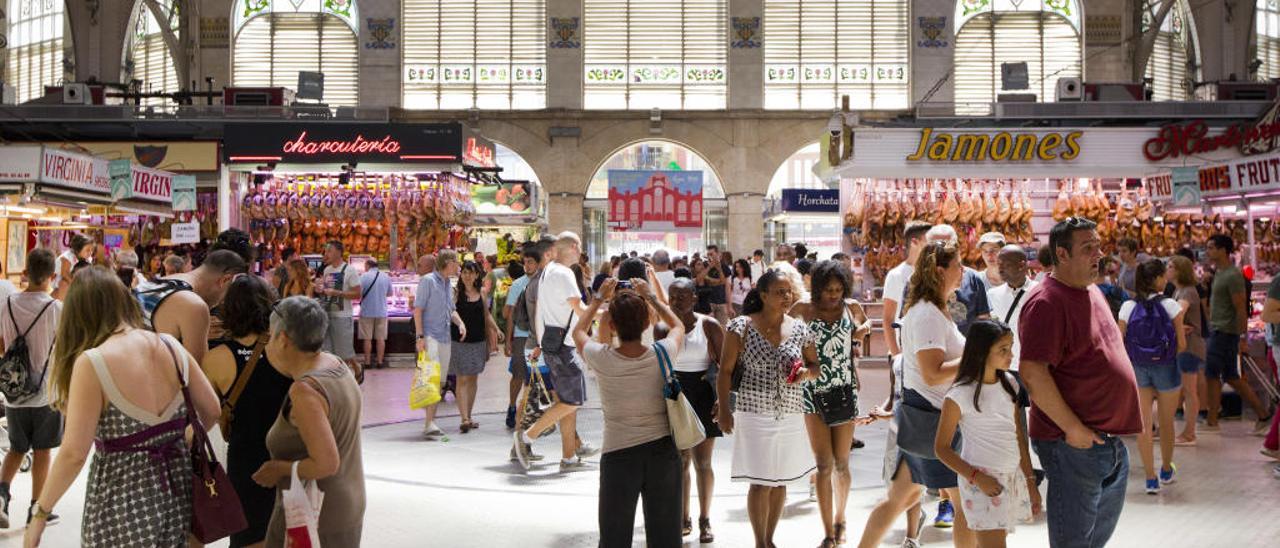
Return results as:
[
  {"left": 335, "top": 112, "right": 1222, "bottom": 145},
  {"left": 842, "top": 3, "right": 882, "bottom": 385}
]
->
[{"left": 1125, "top": 299, "right": 1177, "bottom": 366}]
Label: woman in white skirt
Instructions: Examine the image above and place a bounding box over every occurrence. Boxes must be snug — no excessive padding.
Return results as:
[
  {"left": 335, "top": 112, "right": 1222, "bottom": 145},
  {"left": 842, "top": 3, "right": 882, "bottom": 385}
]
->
[{"left": 716, "top": 269, "right": 820, "bottom": 548}]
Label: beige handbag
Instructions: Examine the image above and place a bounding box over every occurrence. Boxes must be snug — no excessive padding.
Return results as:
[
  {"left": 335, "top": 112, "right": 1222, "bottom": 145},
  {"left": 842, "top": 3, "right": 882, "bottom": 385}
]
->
[{"left": 653, "top": 342, "right": 707, "bottom": 450}]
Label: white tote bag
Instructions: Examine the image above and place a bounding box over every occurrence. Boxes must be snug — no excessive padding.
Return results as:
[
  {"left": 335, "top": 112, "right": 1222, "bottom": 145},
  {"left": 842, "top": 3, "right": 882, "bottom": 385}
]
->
[
  {"left": 653, "top": 343, "right": 707, "bottom": 450},
  {"left": 283, "top": 461, "right": 325, "bottom": 548}
]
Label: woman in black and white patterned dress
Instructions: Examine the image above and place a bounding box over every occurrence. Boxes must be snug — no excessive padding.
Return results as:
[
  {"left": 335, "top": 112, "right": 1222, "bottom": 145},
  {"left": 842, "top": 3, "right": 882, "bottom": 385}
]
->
[{"left": 716, "top": 269, "right": 820, "bottom": 548}]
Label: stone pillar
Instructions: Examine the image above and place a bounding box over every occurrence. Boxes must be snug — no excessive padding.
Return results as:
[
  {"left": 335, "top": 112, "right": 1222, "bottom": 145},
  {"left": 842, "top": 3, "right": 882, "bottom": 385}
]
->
[
  {"left": 912, "top": 0, "right": 955, "bottom": 110},
  {"left": 726, "top": 193, "right": 764, "bottom": 259},
  {"left": 198, "top": 0, "right": 234, "bottom": 92},
  {"left": 547, "top": 193, "right": 586, "bottom": 238},
  {"left": 1082, "top": 0, "right": 1131, "bottom": 83},
  {"left": 65, "top": 0, "right": 133, "bottom": 83},
  {"left": 728, "top": 0, "right": 763, "bottom": 109},
  {"left": 546, "top": 0, "right": 583, "bottom": 109},
  {"left": 358, "top": 0, "right": 402, "bottom": 108}
]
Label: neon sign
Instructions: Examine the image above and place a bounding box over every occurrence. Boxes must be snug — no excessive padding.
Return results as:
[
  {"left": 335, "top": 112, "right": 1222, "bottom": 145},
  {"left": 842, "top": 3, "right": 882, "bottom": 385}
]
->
[
  {"left": 463, "top": 137, "right": 496, "bottom": 168},
  {"left": 281, "top": 131, "right": 403, "bottom": 156},
  {"left": 1143, "top": 119, "right": 1280, "bottom": 161}
]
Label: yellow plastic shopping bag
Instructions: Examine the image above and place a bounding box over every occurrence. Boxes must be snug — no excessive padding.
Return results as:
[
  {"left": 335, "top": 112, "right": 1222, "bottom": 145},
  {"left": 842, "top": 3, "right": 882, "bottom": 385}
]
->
[{"left": 409, "top": 351, "right": 442, "bottom": 409}]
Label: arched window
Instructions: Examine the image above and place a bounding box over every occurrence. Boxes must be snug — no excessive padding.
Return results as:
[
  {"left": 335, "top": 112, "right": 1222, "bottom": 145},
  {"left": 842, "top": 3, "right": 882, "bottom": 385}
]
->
[
  {"left": 1257, "top": 0, "right": 1280, "bottom": 80},
  {"left": 1144, "top": 0, "right": 1198, "bottom": 101},
  {"left": 403, "top": 1, "right": 546, "bottom": 109},
  {"left": 232, "top": 0, "right": 359, "bottom": 106},
  {"left": 953, "top": 0, "right": 1083, "bottom": 115},
  {"left": 763, "top": 0, "right": 910, "bottom": 110},
  {"left": 584, "top": 0, "right": 727, "bottom": 110},
  {"left": 125, "top": 0, "right": 181, "bottom": 105},
  {"left": 5, "top": 0, "right": 66, "bottom": 103}
]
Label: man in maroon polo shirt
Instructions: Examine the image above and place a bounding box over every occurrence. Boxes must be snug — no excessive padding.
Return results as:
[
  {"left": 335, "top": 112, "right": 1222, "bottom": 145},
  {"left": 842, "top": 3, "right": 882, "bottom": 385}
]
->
[{"left": 1018, "top": 217, "right": 1142, "bottom": 548}]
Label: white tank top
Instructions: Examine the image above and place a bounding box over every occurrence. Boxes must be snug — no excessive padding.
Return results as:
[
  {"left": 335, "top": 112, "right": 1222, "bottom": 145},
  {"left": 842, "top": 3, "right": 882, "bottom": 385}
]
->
[{"left": 674, "top": 315, "right": 712, "bottom": 373}]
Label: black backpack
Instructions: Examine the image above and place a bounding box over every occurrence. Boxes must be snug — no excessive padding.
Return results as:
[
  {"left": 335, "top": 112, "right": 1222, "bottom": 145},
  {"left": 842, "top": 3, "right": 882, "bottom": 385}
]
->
[
  {"left": 511, "top": 274, "right": 539, "bottom": 335},
  {"left": 0, "top": 297, "right": 55, "bottom": 402}
]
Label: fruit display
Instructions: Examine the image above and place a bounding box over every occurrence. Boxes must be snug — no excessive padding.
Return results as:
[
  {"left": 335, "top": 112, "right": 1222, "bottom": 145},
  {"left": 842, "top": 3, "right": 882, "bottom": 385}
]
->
[
  {"left": 238, "top": 173, "right": 475, "bottom": 259},
  {"left": 471, "top": 182, "right": 531, "bottom": 214},
  {"left": 843, "top": 179, "right": 1035, "bottom": 284}
]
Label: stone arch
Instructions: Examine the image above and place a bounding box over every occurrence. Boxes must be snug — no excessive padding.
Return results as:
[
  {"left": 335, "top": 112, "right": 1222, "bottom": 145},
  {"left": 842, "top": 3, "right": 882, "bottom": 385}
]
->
[{"left": 766, "top": 140, "right": 824, "bottom": 197}]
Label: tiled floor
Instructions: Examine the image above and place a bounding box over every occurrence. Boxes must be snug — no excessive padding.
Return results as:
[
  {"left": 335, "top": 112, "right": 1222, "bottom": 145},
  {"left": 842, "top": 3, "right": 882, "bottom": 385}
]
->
[{"left": 2, "top": 358, "right": 1278, "bottom": 547}]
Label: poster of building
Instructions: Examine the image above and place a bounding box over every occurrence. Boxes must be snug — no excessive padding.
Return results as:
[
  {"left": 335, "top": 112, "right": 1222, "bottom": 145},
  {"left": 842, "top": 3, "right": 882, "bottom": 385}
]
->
[{"left": 607, "top": 170, "right": 703, "bottom": 231}]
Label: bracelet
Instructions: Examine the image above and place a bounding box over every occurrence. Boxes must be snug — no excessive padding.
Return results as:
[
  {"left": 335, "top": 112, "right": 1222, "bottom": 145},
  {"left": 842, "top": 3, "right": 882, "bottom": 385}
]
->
[
  {"left": 969, "top": 468, "right": 980, "bottom": 483},
  {"left": 31, "top": 503, "right": 52, "bottom": 521}
]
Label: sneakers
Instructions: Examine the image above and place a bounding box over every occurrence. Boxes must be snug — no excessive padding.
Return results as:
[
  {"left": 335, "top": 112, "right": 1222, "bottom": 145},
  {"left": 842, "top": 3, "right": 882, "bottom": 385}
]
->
[
  {"left": 508, "top": 445, "right": 544, "bottom": 462},
  {"left": 0, "top": 489, "right": 8, "bottom": 529},
  {"left": 512, "top": 432, "right": 532, "bottom": 471},
  {"left": 505, "top": 406, "right": 517, "bottom": 429},
  {"left": 1145, "top": 478, "right": 1161, "bottom": 495},
  {"left": 934, "top": 500, "right": 954, "bottom": 528},
  {"left": 909, "top": 507, "right": 927, "bottom": 542},
  {"left": 808, "top": 482, "right": 817, "bottom": 502},
  {"left": 559, "top": 457, "right": 590, "bottom": 473},
  {"left": 902, "top": 539, "right": 921, "bottom": 548},
  {"left": 1273, "top": 464, "right": 1280, "bottom": 479},
  {"left": 423, "top": 422, "right": 444, "bottom": 439},
  {"left": 1254, "top": 416, "right": 1273, "bottom": 436},
  {"left": 1159, "top": 463, "right": 1177, "bottom": 485},
  {"left": 575, "top": 441, "right": 601, "bottom": 459}
]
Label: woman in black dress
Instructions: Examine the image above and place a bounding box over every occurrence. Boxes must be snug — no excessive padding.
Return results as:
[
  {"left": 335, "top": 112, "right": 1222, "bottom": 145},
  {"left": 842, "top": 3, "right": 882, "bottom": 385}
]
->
[
  {"left": 203, "top": 275, "right": 293, "bottom": 547},
  {"left": 693, "top": 260, "right": 715, "bottom": 315}
]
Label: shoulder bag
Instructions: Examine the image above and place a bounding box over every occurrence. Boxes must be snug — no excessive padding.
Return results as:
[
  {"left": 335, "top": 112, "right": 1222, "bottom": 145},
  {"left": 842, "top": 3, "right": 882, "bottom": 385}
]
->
[
  {"left": 218, "top": 337, "right": 266, "bottom": 438},
  {"left": 813, "top": 308, "right": 857, "bottom": 426},
  {"left": 163, "top": 338, "right": 247, "bottom": 542},
  {"left": 654, "top": 342, "right": 707, "bottom": 450}
]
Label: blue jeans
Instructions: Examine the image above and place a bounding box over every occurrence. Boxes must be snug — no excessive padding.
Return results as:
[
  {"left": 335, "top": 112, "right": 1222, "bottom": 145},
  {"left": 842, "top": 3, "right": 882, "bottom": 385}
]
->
[{"left": 1033, "top": 437, "right": 1129, "bottom": 548}]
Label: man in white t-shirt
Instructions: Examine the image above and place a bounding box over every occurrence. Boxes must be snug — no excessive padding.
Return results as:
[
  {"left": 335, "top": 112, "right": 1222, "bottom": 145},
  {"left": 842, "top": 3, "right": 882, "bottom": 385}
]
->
[
  {"left": 652, "top": 249, "right": 676, "bottom": 291},
  {"left": 0, "top": 249, "right": 62, "bottom": 526},
  {"left": 750, "top": 249, "right": 766, "bottom": 285},
  {"left": 987, "top": 245, "right": 1038, "bottom": 370},
  {"left": 883, "top": 221, "right": 933, "bottom": 356},
  {"left": 516, "top": 231, "right": 599, "bottom": 472},
  {"left": 318, "top": 240, "right": 364, "bottom": 381}
]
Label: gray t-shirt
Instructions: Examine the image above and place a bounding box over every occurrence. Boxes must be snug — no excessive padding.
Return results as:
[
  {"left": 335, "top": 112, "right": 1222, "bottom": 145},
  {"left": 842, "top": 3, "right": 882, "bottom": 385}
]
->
[
  {"left": 0, "top": 292, "right": 62, "bottom": 407},
  {"left": 582, "top": 339, "right": 677, "bottom": 454}
]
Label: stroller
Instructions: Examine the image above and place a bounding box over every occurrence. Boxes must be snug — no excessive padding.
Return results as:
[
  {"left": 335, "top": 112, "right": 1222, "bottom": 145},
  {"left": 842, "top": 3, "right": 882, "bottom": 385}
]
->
[
  {"left": 0, "top": 406, "right": 33, "bottom": 473},
  {"left": 1243, "top": 352, "right": 1280, "bottom": 409}
]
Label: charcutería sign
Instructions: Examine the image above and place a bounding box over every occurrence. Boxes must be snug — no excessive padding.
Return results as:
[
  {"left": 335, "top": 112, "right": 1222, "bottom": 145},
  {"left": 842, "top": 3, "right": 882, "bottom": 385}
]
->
[
  {"left": 1142, "top": 119, "right": 1280, "bottom": 161},
  {"left": 906, "top": 128, "right": 1082, "bottom": 162}
]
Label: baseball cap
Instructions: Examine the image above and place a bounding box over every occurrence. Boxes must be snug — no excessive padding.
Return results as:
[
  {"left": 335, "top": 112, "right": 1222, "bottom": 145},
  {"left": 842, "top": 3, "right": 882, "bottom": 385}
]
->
[{"left": 979, "top": 232, "right": 1006, "bottom": 246}]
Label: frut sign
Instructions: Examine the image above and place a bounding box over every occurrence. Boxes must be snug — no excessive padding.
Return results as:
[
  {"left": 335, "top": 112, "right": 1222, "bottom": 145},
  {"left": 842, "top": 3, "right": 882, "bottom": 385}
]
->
[{"left": 906, "top": 129, "right": 1082, "bottom": 162}]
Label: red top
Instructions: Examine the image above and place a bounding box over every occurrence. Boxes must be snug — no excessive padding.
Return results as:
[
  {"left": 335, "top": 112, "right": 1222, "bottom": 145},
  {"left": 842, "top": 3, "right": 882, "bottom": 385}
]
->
[{"left": 1018, "top": 276, "right": 1142, "bottom": 440}]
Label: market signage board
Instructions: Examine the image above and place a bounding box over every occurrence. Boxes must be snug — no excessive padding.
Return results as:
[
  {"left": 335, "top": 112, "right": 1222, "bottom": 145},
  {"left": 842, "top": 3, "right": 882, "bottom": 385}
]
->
[
  {"left": 780, "top": 189, "right": 841, "bottom": 213},
  {"left": 47, "top": 142, "right": 221, "bottom": 172},
  {"left": 223, "top": 122, "right": 469, "bottom": 165},
  {"left": 172, "top": 175, "right": 197, "bottom": 211},
  {"left": 113, "top": 164, "right": 174, "bottom": 203},
  {"left": 39, "top": 148, "right": 110, "bottom": 194},
  {"left": 1148, "top": 150, "right": 1280, "bottom": 202},
  {"left": 607, "top": 170, "right": 703, "bottom": 232},
  {"left": 109, "top": 160, "right": 132, "bottom": 199},
  {"left": 1170, "top": 167, "right": 1201, "bottom": 207},
  {"left": 906, "top": 128, "right": 1082, "bottom": 162},
  {"left": 471, "top": 181, "right": 534, "bottom": 215},
  {"left": 0, "top": 147, "right": 42, "bottom": 181},
  {"left": 170, "top": 221, "right": 200, "bottom": 244}
]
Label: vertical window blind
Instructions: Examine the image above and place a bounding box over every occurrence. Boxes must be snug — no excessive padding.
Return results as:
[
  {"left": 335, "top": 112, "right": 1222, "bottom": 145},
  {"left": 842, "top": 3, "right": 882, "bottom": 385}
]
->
[
  {"left": 403, "top": 0, "right": 546, "bottom": 110},
  {"left": 583, "top": 0, "right": 727, "bottom": 110},
  {"left": 1258, "top": 0, "right": 1280, "bottom": 80},
  {"left": 954, "top": 12, "right": 1081, "bottom": 115},
  {"left": 233, "top": 13, "right": 359, "bottom": 106},
  {"left": 5, "top": 0, "right": 65, "bottom": 103},
  {"left": 127, "top": 1, "right": 181, "bottom": 105},
  {"left": 1144, "top": 0, "right": 1195, "bottom": 101},
  {"left": 763, "top": 0, "right": 909, "bottom": 110}
]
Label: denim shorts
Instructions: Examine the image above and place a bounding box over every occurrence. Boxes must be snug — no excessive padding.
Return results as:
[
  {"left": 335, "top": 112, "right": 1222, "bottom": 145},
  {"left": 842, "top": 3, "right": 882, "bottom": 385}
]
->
[
  {"left": 1176, "top": 352, "right": 1204, "bottom": 375},
  {"left": 1133, "top": 364, "right": 1182, "bottom": 392},
  {"left": 1205, "top": 331, "right": 1242, "bottom": 381}
]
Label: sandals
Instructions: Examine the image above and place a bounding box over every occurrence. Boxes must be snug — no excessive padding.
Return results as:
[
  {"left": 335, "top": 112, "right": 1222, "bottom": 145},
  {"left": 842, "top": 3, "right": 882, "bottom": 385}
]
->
[
  {"left": 834, "top": 521, "right": 847, "bottom": 544},
  {"left": 699, "top": 517, "right": 714, "bottom": 543},
  {"left": 818, "top": 538, "right": 838, "bottom": 548},
  {"left": 460, "top": 421, "right": 472, "bottom": 434},
  {"left": 682, "top": 517, "right": 692, "bottom": 537}
]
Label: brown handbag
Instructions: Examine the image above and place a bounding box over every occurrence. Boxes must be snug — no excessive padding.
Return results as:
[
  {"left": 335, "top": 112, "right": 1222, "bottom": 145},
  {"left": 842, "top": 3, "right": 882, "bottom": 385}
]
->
[
  {"left": 219, "top": 337, "right": 266, "bottom": 438},
  {"left": 162, "top": 338, "right": 248, "bottom": 543}
]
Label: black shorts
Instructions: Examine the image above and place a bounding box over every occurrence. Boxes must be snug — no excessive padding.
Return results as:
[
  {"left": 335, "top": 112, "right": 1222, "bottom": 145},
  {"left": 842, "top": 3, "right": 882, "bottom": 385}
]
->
[
  {"left": 674, "top": 371, "right": 723, "bottom": 439},
  {"left": 6, "top": 405, "right": 63, "bottom": 453},
  {"left": 545, "top": 346, "right": 587, "bottom": 406}
]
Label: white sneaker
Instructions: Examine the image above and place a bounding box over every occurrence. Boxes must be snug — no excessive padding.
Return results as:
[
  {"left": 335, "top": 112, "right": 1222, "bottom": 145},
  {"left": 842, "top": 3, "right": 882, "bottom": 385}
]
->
[
  {"left": 423, "top": 422, "right": 444, "bottom": 439},
  {"left": 559, "top": 457, "right": 591, "bottom": 473},
  {"left": 512, "top": 432, "right": 532, "bottom": 471},
  {"left": 576, "top": 441, "right": 601, "bottom": 458},
  {"left": 902, "top": 538, "right": 921, "bottom": 548}
]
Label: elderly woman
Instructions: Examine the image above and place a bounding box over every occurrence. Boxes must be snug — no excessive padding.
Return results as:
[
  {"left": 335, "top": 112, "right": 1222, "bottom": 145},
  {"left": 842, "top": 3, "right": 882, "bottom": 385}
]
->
[
  {"left": 717, "top": 269, "right": 820, "bottom": 548},
  {"left": 253, "top": 296, "right": 366, "bottom": 546},
  {"left": 574, "top": 277, "right": 685, "bottom": 548},
  {"left": 113, "top": 249, "right": 147, "bottom": 288}
]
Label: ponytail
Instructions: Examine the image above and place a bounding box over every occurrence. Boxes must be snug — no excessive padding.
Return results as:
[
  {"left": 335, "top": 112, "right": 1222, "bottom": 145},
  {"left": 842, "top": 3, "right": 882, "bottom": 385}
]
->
[{"left": 741, "top": 288, "right": 764, "bottom": 315}]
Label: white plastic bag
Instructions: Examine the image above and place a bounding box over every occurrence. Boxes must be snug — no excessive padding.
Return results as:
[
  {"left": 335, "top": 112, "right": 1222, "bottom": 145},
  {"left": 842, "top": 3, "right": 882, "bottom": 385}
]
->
[{"left": 283, "top": 461, "right": 325, "bottom": 547}]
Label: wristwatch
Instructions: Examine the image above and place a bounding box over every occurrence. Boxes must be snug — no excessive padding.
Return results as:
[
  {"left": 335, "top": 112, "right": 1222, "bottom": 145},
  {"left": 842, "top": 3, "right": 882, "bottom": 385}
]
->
[{"left": 416, "top": 333, "right": 424, "bottom": 340}]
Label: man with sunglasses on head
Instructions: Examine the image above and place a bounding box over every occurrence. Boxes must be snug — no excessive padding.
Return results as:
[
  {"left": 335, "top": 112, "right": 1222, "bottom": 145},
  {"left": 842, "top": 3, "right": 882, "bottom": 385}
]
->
[{"left": 134, "top": 249, "right": 246, "bottom": 364}]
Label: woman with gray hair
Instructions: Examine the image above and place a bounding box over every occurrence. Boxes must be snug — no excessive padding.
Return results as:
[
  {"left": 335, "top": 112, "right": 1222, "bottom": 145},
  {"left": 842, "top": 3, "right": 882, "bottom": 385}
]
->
[
  {"left": 112, "top": 249, "right": 146, "bottom": 288},
  {"left": 253, "top": 296, "right": 366, "bottom": 546}
]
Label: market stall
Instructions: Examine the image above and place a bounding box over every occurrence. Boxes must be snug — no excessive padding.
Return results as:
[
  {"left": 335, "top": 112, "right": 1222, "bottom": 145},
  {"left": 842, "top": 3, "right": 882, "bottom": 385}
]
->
[
  {"left": 470, "top": 179, "right": 543, "bottom": 265},
  {"left": 223, "top": 121, "right": 492, "bottom": 357}
]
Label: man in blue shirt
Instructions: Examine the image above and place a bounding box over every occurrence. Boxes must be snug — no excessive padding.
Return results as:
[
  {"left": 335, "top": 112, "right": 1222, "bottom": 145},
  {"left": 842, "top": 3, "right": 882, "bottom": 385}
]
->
[
  {"left": 504, "top": 251, "right": 539, "bottom": 428},
  {"left": 414, "top": 249, "right": 464, "bottom": 439},
  {"left": 358, "top": 259, "right": 394, "bottom": 370},
  {"left": 927, "top": 224, "right": 992, "bottom": 336}
]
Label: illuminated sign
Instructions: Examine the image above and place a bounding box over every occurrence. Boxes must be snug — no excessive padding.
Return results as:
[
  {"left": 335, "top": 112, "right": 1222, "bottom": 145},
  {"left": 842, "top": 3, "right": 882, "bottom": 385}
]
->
[
  {"left": 224, "top": 123, "right": 475, "bottom": 165},
  {"left": 281, "top": 131, "right": 403, "bottom": 156},
  {"left": 906, "top": 128, "right": 1082, "bottom": 162},
  {"left": 463, "top": 137, "right": 496, "bottom": 168},
  {"left": 1141, "top": 120, "right": 1280, "bottom": 161}
]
